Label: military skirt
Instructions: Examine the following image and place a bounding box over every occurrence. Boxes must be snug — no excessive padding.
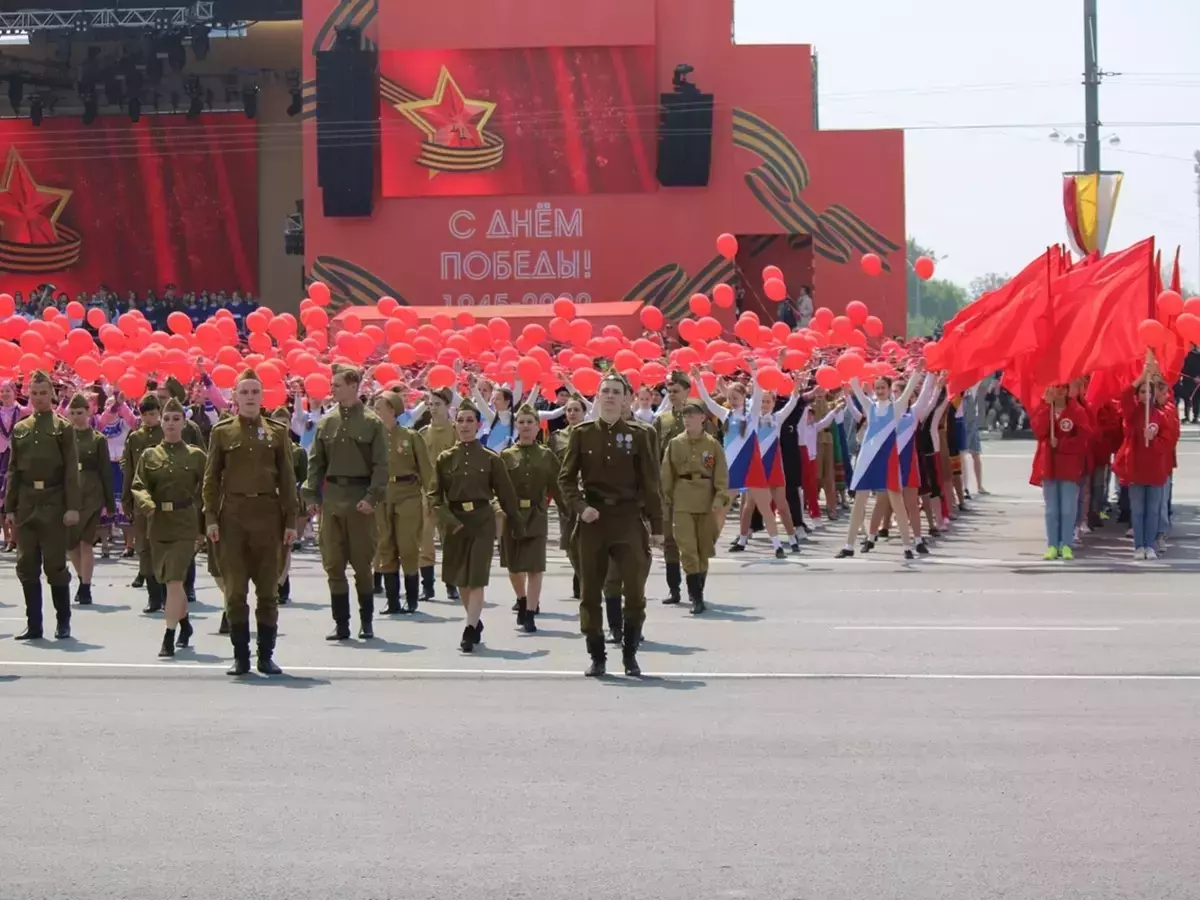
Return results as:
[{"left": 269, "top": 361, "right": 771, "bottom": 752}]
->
[
  {"left": 152, "top": 539, "right": 196, "bottom": 583},
  {"left": 67, "top": 507, "right": 103, "bottom": 547},
  {"left": 441, "top": 508, "right": 497, "bottom": 588},
  {"left": 500, "top": 529, "right": 547, "bottom": 573}
]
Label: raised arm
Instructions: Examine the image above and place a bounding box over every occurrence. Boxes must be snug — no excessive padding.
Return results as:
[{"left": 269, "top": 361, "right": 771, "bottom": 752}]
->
[
  {"left": 897, "top": 367, "right": 923, "bottom": 410},
  {"left": 695, "top": 374, "right": 730, "bottom": 423}
]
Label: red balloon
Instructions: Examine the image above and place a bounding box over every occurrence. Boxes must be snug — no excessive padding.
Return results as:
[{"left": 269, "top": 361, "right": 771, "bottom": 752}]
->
[
  {"left": 552, "top": 297, "right": 576, "bottom": 320},
  {"left": 118, "top": 371, "right": 147, "bottom": 397},
  {"left": 568, "top": 319, "right": 593, "bottom": 345},
  {"left": 73, "top": 354, "right": 101, "bottom": 381},
  {"left": 522, "top": 323, "right": 548, "bottom": 345},
  {"left": 860, "top": 253, "right": 884, "bottom": 277},
  {"left": 377, "top": 296, "right": 399, "bottom": 316},
  {"left": 304, "top": 372, "right": 332, "bottom": 399},
  {"left": 65, "top": 300, "right": 85, "bottom": 321},
  {"left": 487, "top": 318, "right": 511, "bottom": 344},
  {"left": 1184, "top": 297, "right": 1200, "bottom": 318},
  {"left": 66, "top": 328, "right": 95, "bottom": 357},
  {"left": 764, "top": 278, "right": 787, "bottom": 302},
  {"left": 762, "top": 265, "right": 783, "bottom": 283},
  {"left": 712, "top": 283, "right": 735, "bottom": 309},
  {"left": 167, "top": 311, "right": 193, "bottom": 336},
  {"left": 455, "top": 311, "right": 476, "bottom": 328},
  {"left": 1157, "top": 290, "right": 1184, "bottom": 318},
  {"left": 815, "top": 365, "right": 842, "bottom": 390},
  {"left": 836, "top": 352, "right": 866, "bottom": 380},
  {"left": 341, "top": 312, "right": 362, "bottom": 334},
  {"left": 830, "top": 316, "right": 853, "bottom": 342},
  {"left": 19, "top": 330, "right": 45, "bottom": 355},
  {"left": 388, "top": 343, "right": 417, "bottom": 366},
  {"left": 269, "top": 314, "right": 297, "bottom": 341},
  {"left": 688, "top": 294, "right": 711, "bottom": 317},
  {"left": 845, "top": 301, "right": 869, "bottom": 326},
  {"left": 913, "top": 255, "right": 935, "bottom": 280},
  {"left": 0, "top": 294, "right": 12, "bottom": 317},
  {"left": 548, "top": 316, "right": 572, "bottom": 343},
  {"left": 1138, "top": 318, "right": 1166, "bottom": 349},
  {"left": 248, "top": 332, "right": 273, "bottom": 355},
  {"left": 516, "top": 356, "right": 541, "bottom": 384},
  {"left": 640, "top": 306, "right": 664, "bottom": 332},
  {"left": 100, "top": 356, "right": 126, "bottom": 384},
  {"left": 716, "top": 233, "right": 739, "bottom": 260},
  {"left": 770, "top": 321, "right": 791, "bottom": 343},
  {"left": 41, "top": 306, "right": 59, "bottom": 322},
  {"left": 84, "top": 307, "right": 106, "bottom": 330},
  {"left": 863, "top": 315, "right": 884, "bottom": 338},
  {"left": 1176, "top": 313, "right": 1200, "bottom": 344},
  {"left": 427, "top": 365, "right": 456, "bottom": 390},
  {"left": 677, "top": 319, "right": 699, "bottom": 344},
  {"left": 782, "top": 349, "right": 810, "bottom": 371},
  {"left": 373, "top": 363, "right": 400, "bottom": 387},
  {"left": 301, "top": 307, "right": 329, "bottom": 332},
  {"left": 697, "top": 316, "right": 722, "bottom": 341},
  {"left": 633, "top": 338, "right": 661, "bottom": 360},
  {"left": 613, "top": 349, "right": 642, "bottom": 373},
  {"left": 214, "top": 316, "right": 239, "bottom": 343},
  {"left": 308, "top": 281, "right": 332, "bottom": 307},
  {"left": 755, "top": 366, "right": 784, "bottom": 391}
]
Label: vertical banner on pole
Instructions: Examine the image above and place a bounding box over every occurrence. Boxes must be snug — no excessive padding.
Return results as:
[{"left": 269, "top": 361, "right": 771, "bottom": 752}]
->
[{"left": 1062, "top": 171, "right": 1124, "bottom": 257}]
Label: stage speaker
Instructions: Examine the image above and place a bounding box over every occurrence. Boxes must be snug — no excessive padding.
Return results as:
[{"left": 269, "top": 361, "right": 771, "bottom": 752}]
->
[
  {"left": 316, "top": 28, "right": 378, "bottom": 218},
  {"left": 656, "top": 90, "right": 714, "bottom": 188}
]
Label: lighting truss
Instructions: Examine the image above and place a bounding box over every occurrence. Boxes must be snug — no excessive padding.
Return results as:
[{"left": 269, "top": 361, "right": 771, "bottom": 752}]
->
[{"left": 0, "top": 3, "right": 213, "bottom": 31}]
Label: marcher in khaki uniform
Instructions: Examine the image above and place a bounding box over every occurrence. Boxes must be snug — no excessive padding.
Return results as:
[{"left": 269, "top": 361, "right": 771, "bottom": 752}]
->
[
  {"left": 157, "top": 375, "right": 206, "bottom": 605},
  {"left": 559, "top": 373, "right": 663, "bottom": 678},
  {"left": 549, "top": 395, "right": 587, "bottom": 600},
  {"left": 271, "top": 405, "right": 306, "bottom": 607},
  {"left": 500, "top": 405, "right": 566, "bottom": 634},
  {"left": 6, "top": 370, "right": 81, "bottom": 641},
  {"left": 303, "top": 366, "right": 389, "bottom": 640},
  {"left": 812, "top": 392, "right": 838, "bottom": 519},
  {"left": 372, "top": 389, "right": 434, "bottom": 615},
  {"left": 204, "top": 372, "right": 299, "bottom": 675},
  {"left": 132, "top": 398, "right": 206, "bottom": 658},
  {"left": 427, "top": 399, "right": 523, "bottom": 653},
  {"left": 122, "top": 395, "right": 164, "bottom": 609},
  {"left": 661, "top": 401, "right": 730, "bottom": 615},
  {"left": 417, "top": 388, "right": 458, "bottom": 601},
  {"left": 66, "top": 393, "right": 114, "bottom": 606}
]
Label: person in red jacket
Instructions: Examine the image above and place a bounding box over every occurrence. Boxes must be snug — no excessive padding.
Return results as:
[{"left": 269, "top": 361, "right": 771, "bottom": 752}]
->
[
  {"left": 1087, "top": 398, "right": 1123, "bottom": 527},
  {"left": 1113, "top": 357, "right": 1179, "bottom": 559},
  {"left": 1030, "top": 385, "right": 1093, "bottom": 560}
]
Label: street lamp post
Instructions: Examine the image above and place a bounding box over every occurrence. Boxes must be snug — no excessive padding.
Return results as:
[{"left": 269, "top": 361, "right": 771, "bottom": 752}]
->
[{"left": 1049, "top": 129, "right": 1120, "bottom": 170}]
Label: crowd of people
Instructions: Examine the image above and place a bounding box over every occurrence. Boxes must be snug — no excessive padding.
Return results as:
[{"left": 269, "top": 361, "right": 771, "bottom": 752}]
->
[{"left": 10, "top": 285, "right": 260, "bottom": 332}]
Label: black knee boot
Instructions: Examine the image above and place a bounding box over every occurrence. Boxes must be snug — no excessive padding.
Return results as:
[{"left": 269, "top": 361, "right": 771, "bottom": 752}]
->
[
  {"left": 686, "top": 573, "right": 706, "bottom": 615},
  {"left": 663, "top": 562, "right": 682, "bottom": 604},
  {"left": 622, "top": 627, "right": 642, "bottom": 677},
  {"left": 584, "top": 634, "right": 607, "bottom": 677},
  {"left": 15, "top": 580, "right": 43, "bottom": 640},
  {"left": 420, "top": 565, "right": 436, "bottom": 601},
  {"left": 176, "top": 615, "right": 193, "bottom": 648},
  {"left": 227, "top": 622, "right": 251, "bottom": 676},
  {"left": 403, "top": 573, "right": 420, "bottom": 613},
  {"left": 572, "top": 573, "right": 580, "bottom": 599},
  {"left": 604, "top": 596, "right": 624, "bottom": 644},
  {"left": 256, "top": 622, "right": 282, "bottom": 675},
  {"left": 326, "top": 593, "right": 351, "bottom": 640},
  {"left": 51, "top": 584, "right": 71, "bottom": 639},
  {"left": 142, "top": 576, "right": 163, "bottom": 614},
  {"left": 184, "top": 561, "right": 196, "bottom": 603},
  {"left": 381, "top": 573, "right": 402, "bottom": 615},
  {"left": 373, "top": 572, "right": 384, "bottom": 595},
  {"left": 515, "top": 596, "right": 527, "bottom": 626},
  {"left": 277, "top": 576, "right": 291, "bottom": 606},
  {"left": 357, "top": 591, "right": 375, "bottom": 639},
  {"left": 218, "top": 610, "right": 230, "bottom": 634}
]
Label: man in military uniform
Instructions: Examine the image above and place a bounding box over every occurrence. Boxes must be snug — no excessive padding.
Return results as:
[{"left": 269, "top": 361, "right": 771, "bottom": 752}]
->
[
  {"left": 204, "top": 371, "right": 298, "bottom": 675},
  {"left": 653, "top": 370, "right": 697, "bottom": 605},
  {"left": 6, "top": 370, "right": 81, "bottom": 640},
  {"left": 417, "top": 388, "right": 458, "bottom": 602},
  {"left": 132, "top": 398, "right": 206, "bottom": 658},
  {"left": 122, "top": 395, "right": 164, "bottom": 608},
  {"left": 661, "top": 401, "right": 730, "bottom": 614},
  {"left": 303, "top": 366, "right": 388, "bottom": 640},
  {"left": 372, "top": 389, "right": 434, "bottom": 615},
  {"left": 66, "top": 392, "right": 115, "bottom": 606},
  {"left": 559, "top": 372, "right": 663, "bottom": 677},
  {"left": 549, "top": 395, "right": 587, "bottom": 601}
]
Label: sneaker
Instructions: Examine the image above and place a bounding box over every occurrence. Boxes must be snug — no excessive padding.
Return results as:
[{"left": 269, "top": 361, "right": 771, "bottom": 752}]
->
[
  {"left": 1059, "top": 546, "right": 1074, "bottom": 561},
  {"left": 915, "top": 540, "right": 930, "bottom": 556},
  {"left": 1042, "top": 547, "right": 1059, "bottom": 561},
  {"left": 1133, "top": 547, "right": 1146, "bottom": 560},
  {"left": 860, "top": 539, "right": 875, "bottom": 554},
  {"left": 834, "top": 548, "right": 855, "bottom": 559},
  {"left": 903, "top": 549, "right": 915, "bottom": 560},
  {"left": 877, "top": 528, "right": 890, "bottom": 540},
  {"left": 1145, "top": 548, "right": 1158, "bottom": 561},
  {"left": 728, "top": 541, "right": 746, "bottom": 553},
  {"left": 774, "top": 547, "right": 787, "bottom": 560}
]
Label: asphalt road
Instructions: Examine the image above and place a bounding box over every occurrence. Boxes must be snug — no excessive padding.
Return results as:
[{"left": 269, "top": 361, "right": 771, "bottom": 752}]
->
[{"left": 3, "top": 437, "right": 1199, "bottom": 900}]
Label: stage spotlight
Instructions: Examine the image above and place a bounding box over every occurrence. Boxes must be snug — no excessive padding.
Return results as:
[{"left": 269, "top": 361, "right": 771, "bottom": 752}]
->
[
  {"left": 7, "top": 74, "right": 23, "bottom": 114},
  {"left": 30, "top": 93, "right": 43, "bottom": 126},
  {"left": 286, "top": 87, "right": 302, "bottom": 117},
  {"left": 128, "top": 95, "right": 141, "bottom": 123},
  {"left": 190, "top": 24, "right": 210, "bottom": 62},
  {"left": 242, "top": 84, "right": 258, "bottom": 120},
  {"left": 81, "top": 89, "right": 98, "bottom": 126}
]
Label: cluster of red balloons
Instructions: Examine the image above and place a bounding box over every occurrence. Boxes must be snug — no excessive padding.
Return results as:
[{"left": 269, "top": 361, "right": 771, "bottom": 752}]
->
[{"left": 1142, "top": 290, "right": 1200, "bottom": 349}]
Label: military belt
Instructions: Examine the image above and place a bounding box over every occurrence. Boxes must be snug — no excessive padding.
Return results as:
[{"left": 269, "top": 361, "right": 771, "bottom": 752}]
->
[
  {"left": 328, "top": 476, "right": 371, "bottom": 487},
  {"left": 230, "top": 489, "right": 278, "bottom": 498},
  {"left": 78, "top": 462, "right": 101, "bottom": 473},
  {"left": 585, "top": 493, "right": 638, "bottom": 508},
  {"left": 29, "top": 479, "right": 63, "bottom": 491},
  {"left": 389, "top": 475, "right": 418, "bottom": 484},
  {"left": 450, "top": 499, "right": 490, "bottom": 513},
  {"left": 156, "top": 499, "right": 193, "bottom": 512},
  {"left": 678, "top": 474, "right": 709, "bottom": 481}
]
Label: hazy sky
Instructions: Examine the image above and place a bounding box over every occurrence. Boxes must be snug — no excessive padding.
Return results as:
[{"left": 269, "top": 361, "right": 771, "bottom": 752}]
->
[{"left": 735, "top": 0, "right": 1200, "bottom": 290}]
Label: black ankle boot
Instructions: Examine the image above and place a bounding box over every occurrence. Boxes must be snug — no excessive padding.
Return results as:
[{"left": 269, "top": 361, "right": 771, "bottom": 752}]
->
[
  {"left": 572, "top": 573, "right": 580, "bottom": 599},
  {"left": 686, "top": 573, "right": 706, "bottom": 615},
  {"left": 622, "top": 630, "right": 642, "bottom": 677},
  {"left": 420, "top": 565, "right": 436, "bottom": 601},
  {"left": 663, "top": 562, "right": 682, "bottom": 604},
  {"left": 256, "top": 623, "right": 282, "bottom": 675},
  {"left": 326, "top": 592, "right": 351, "bottom": 640},
  {"left": 515, "top": 596, "right": 527, "bottom": 626},
  {"left": 218, "top": 611, "right": 230, "bottom": 635},
  {"left": 227, "top": 623, "right": 252, "bottom": 676},
  {"left": 277, "top": 576, "right": 291, "bottom": 606},
  {"left": 159, "top": 628, "right": 175, "bottom": 658},
  {"left": 523, "top": 606, "right": 537, "bottom": 634},
  {"left": 604, "top": 596, "right": 624, "bottom": 644},
  {"left": 357, "top": 592, "right": 375, "bottom": 639},
  {"left": 75, "top": 583, "right": 92, "bottom": 605},
  {"left": 184, "top": 561, "right": 196, "bottom": 603},
  {"left": 142, "top": 576, "right": 163, "bottom": 614},
  {"left": 459, "top": 625, "right": 475, "bottom": 653},
  {"left": 131, "top": 572, "right": 145, "bottom": 589},
  {"left": 403, "top": 573, "right": 420, "bottom": 613},
  {"left": 15, "top": 580, "right": 44, "bottom": 640},
  {"left": 584, "top": 634, "right": 607, "bottom": 677},
  {"left": 176, "top": 616, "right": 193, "bottom": 648},
  {"left": 373, "top": 572, "right": 384, "bottom": 595},
  {"left": 381, "top": 573, "right": 402, "bottom": 614},
  {"left": 445, "top": 583, "right": 459, "bottom": 601},
  {"left": 51, "top": 585, "right": 71, "bottom": 639}
]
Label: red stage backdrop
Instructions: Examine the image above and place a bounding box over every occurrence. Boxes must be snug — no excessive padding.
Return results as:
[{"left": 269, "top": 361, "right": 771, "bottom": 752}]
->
[
  {"left": 302, "top": 0, "right": 907, "bottom": 334},
  {"left": 380, "top": 47, "right": 658, "bottom": 198},
  {"left": 0, "top": 114, "right": 259, "bottom": 298}
]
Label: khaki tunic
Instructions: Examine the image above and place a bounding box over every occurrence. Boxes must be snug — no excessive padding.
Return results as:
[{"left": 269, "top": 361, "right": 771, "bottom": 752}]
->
[
  {"left": 132, "top": 440, "right": 206, "bottom": 583},
  {"left": 4, "top": 410, "right": 81, "bottom": 587},
  {"left": 498, "top": 442, "right": 564, "bottom": 574},
  {"left": 653, "top": 406, "right": 715, "bottom": 567},
  {"left": 661, "top": 432, "right": 730, "bottom": 574},
  {"left": 122, "top": 423, "right": 163, "bottom": 576},
  {"left": 417, "top": 420, "right": 457, "bottom": 568},
  {"left": 602, "top": 416, "right": 659, "bottom": 597},
  {"left": 549, "top": 427, "right": 577, "bottom": 555},
  {"left": 203, "top": 415, "right": 298, "bottom": 627},
  {"left": 374, "top": 424, "right": 434, "bottom": 574},
  {"left": 69, "top": 428, "right": 115, "bottom": 547},
  {"left": 302, "top": 402, "right": 389, "bottom": 595},
  {"left": 427, "top": 440, "right": 522, "bottom": 588}
]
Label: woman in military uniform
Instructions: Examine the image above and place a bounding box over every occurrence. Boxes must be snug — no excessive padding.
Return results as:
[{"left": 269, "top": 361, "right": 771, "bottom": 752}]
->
[
  {"left": 417, "top": 388, "right": 458, "bottom": 602},
  {"left": 427, "top": 399, "right": 523, "bottom": 653},
  {"left": 500, "top": 405, "right": 566, "bottom": 633},
  {"left": 372, "top": 390, "right": 434, "bottom": 614},
  {"left": 66, "top": 393, "right": 115, "bottom": 606},
  {"left": 549, "top": 395, "right": 587, "bottom": 599},
  {"left": 131, "top": 398, "right": 207, "bottom": 658}
]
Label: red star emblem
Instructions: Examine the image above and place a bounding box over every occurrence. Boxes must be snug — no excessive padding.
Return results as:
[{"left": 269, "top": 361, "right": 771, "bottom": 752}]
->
[
  {"left": 0, "top": 147, "right": 72, "bottom": 246},
  {"left": 395, "top": 67, "right": 496, "bottom": 151}
]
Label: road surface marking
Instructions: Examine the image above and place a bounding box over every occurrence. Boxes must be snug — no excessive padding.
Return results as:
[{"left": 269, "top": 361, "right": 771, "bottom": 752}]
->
[
  {"left": 0, "top": 659, "right": 1197, "bottom": 680},
  {"left": 832, "top": 625, "right": 1122, "bottom": 632}
]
